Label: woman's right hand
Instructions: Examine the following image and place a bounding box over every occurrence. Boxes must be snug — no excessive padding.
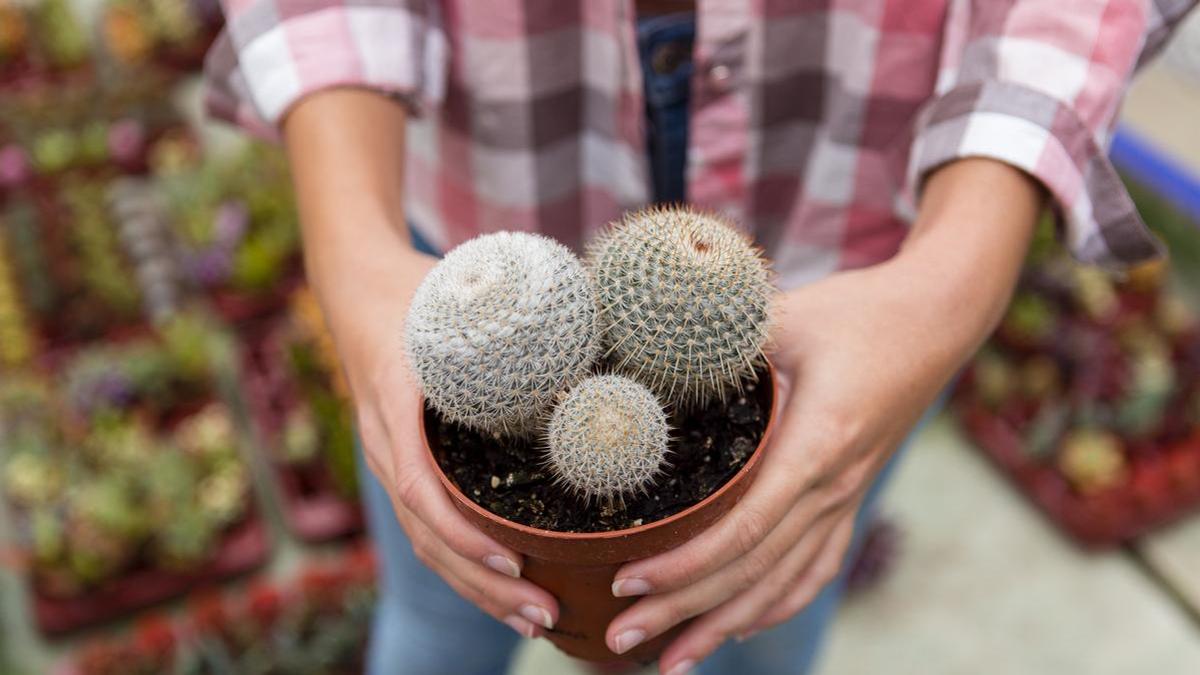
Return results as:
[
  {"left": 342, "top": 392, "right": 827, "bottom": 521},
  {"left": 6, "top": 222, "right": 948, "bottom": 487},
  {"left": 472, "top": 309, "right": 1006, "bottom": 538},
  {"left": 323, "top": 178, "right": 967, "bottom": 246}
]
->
[{"left": 281, "top": 88, "right": 559, "bottom": 639}]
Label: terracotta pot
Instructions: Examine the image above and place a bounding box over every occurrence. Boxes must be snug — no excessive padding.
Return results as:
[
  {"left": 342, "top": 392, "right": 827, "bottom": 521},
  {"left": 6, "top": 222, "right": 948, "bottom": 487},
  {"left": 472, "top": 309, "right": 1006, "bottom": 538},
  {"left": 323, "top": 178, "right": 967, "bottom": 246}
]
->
[{"left": 422, "top": 365, "right": 777, "bottom": 664}]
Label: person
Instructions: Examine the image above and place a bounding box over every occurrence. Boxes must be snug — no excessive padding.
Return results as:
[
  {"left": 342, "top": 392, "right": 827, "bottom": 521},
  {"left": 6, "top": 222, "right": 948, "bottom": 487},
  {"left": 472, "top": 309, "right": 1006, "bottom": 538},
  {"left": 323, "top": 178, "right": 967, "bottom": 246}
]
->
[{"left": 205, "top": 1, "right": 1196, "bottom": 673}]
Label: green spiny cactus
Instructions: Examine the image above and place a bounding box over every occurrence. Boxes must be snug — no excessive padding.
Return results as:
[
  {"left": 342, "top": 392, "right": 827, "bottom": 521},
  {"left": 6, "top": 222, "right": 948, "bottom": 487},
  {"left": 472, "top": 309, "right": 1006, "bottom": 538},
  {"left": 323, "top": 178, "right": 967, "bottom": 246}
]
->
[
  {"left": 405, "top": 232, "right": 600, "bottom": 436},
  {"left": 588, "top": 206, "right": 773, "bottom": 406},
  {"left": 546, "top": 374, "right": 669, "bottom": 504}
]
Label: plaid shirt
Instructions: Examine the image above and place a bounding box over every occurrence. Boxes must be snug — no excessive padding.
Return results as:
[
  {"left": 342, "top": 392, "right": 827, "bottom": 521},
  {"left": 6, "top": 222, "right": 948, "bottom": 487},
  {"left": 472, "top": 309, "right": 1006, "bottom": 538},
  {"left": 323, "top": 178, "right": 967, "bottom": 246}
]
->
[{"left": 205, "top": 0, "right": 1196, "bottom": 288}]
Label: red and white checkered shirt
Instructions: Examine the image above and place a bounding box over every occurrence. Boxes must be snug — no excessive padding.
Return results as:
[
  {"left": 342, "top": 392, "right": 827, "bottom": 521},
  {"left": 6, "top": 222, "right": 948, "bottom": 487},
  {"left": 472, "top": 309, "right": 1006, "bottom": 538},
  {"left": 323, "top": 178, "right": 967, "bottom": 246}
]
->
[{"left": 205, "top": 0, "right": 1195, "bottom": 288}]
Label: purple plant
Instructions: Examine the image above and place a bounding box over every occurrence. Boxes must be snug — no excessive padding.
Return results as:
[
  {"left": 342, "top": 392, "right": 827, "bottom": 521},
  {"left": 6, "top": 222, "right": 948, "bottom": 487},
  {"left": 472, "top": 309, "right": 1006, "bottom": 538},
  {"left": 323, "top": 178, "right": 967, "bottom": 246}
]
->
[
  {"left": 186, "top": 247, "right": 234, "bottom": 287},
  {"left": 0, "top": 145, "right": 30, "bottom": 187},
  {"left": 108, "top": 119, "right": 147, "bottom": 166},
  {"left": 214, "top": 201, "right": 249, "bottom": 246}
]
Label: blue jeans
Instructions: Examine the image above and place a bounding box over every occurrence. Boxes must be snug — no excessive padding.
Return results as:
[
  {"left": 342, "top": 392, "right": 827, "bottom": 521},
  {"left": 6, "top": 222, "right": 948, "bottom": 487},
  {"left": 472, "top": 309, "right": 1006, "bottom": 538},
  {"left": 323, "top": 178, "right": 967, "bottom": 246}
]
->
[{"left": 362, "top": 13, "right": 912, "bottom": 674}]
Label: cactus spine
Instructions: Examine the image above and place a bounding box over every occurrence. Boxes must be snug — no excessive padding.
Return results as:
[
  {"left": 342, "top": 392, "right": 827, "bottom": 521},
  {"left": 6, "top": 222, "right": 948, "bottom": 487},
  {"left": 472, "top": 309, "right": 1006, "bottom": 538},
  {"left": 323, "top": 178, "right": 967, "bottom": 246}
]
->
[
  {"left": 405, "top": 232, "right": 600, "bottom": 436},
  {"left": 546, "top": 374, "right": 669, "bottom": 504},
  {"left": 588, "top": 206, "right": 772, "bottom": 405}
]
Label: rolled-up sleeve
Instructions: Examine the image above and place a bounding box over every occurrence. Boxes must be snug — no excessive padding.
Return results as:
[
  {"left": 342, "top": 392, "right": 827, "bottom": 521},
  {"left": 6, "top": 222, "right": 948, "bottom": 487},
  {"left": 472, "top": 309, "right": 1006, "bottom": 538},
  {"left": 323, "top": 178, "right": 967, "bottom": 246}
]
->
[
  {"left": 908, "top": 0, "right": 1197, "bottom": 268},
  {"left": 203, "top": 0, "right": 446, "bottom": 138}
]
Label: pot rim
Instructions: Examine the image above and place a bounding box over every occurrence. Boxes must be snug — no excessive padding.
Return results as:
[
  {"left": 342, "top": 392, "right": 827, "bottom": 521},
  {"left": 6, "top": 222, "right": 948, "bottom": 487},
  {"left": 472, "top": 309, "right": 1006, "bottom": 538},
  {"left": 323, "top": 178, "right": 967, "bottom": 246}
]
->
[{"left": 421, "top": 362, "right": 776, "bottom": 542}]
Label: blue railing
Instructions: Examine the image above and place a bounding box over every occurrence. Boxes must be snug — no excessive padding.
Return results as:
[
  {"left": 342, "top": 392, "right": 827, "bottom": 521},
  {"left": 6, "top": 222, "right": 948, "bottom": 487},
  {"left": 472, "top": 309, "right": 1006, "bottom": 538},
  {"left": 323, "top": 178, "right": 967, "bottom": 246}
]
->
[{"left": 1111, "top": 125, "right": 1200, "bottom": 225}]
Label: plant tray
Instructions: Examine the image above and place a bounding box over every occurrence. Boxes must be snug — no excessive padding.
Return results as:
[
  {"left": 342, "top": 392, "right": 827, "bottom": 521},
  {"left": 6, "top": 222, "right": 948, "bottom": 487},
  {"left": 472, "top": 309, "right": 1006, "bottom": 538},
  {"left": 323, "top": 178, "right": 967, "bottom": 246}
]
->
[
  {"left": 955, "top": 400, "right": 1200, "bottom": 549},
  {"left": 31, "top": 512, "right": 271, "bottom": 636},
  {"left": 241, "top": 330, "right": 364, "bottom": 543}
]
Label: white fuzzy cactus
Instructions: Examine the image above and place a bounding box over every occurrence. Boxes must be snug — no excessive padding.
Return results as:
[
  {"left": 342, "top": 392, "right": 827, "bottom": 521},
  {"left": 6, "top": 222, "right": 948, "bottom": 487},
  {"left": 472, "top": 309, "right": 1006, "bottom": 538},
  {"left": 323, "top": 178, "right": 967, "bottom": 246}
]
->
[
  {"left": 588, "top": 206, "right": 773, "bottom": 406},
  {"left": 547, "top": 374, "right": 669, "bottom": 504},
  {"left": 404, "top": 232, "right": 600, "bottom": 436}
]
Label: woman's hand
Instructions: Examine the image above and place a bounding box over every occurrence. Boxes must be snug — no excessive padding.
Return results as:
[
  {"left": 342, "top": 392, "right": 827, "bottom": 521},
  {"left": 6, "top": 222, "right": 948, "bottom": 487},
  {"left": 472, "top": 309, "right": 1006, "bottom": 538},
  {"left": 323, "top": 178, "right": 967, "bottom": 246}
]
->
[
  {"left": 282, "top": 88, "right": 559, "bottom": 639},
  {"left": 605, "top": 158, "right": 1043, "bottom": 674}
]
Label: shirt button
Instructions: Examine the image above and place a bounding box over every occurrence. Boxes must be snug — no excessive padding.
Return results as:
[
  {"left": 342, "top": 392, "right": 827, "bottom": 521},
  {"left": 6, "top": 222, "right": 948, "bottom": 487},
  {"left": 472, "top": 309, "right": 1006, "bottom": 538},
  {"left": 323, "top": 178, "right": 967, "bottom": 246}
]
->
[{"left": 707, "top": 63, "right": 733, "bottom": 91}]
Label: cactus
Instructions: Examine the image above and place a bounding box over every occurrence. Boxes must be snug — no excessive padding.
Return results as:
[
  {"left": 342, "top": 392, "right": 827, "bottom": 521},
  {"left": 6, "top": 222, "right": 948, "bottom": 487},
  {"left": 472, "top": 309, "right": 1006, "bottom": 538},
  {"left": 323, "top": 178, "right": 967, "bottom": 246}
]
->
[
  {"left": 546, "top": 374, "right": 669, "bottom": 504},
  {"left": 405, "top": 232, "right": 600, "bottom": 436},
  {"left": 587, "top": 206, "right": 772, "bottom": 406}
]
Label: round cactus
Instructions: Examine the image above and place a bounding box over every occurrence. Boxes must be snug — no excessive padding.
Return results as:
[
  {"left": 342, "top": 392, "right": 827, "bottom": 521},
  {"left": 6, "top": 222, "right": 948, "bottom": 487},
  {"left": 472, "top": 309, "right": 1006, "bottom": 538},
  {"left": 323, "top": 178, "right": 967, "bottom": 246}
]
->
[
  {"left": 588, "top": 206, "right": 773, "bottom": 405},
  {"left": 405, "top": 232, "right": 600, "bottom": 436},
  {"left": 546, "top": 374, "right": 669, "bottom": 504}
]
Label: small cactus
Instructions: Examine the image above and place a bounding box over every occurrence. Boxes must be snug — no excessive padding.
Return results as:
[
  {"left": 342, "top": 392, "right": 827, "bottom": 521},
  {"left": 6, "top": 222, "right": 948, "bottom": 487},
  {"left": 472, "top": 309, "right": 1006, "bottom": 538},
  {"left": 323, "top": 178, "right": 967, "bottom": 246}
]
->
[
  {"left": 588, "top": 206, "right": 772, "bottom": 405},
  {"left": 546, "top": 374, "right": 669, "bottom": 504},
  {"left": 405, "top": 232, "right": 600, "bottom": 436}
]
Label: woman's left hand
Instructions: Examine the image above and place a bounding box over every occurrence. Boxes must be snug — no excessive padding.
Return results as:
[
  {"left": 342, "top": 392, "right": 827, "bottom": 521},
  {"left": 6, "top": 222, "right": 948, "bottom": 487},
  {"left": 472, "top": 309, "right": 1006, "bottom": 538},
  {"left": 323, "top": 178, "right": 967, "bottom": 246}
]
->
[
  {"left": 606, "top": 159, "right": 1040, "bottom": 675},
  {"left": 602, "top": 261, "right": 966, "bottom": 671}
]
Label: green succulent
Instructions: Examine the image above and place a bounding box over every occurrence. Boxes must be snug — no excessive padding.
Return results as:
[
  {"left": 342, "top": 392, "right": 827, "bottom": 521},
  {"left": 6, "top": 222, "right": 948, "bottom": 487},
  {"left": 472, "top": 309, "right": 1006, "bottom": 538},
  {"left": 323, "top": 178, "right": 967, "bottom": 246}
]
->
[
  {"left": 144, "top": 448, "right": 199, "bottom": 510},
  {"left": 3, "top": 449, "right": 63, "bottom": 505},
  {"left": 31, "top": 129, "right": 76, "bottom": 173},
  {"left": 197, "top": 463, "right": 248, "bottom": 527},
  {"left": 154, "top": 506, "right": 217, "bottom": 569},
  {"left": 30, "top": 507, "right": 66, "bottom": 563},
  {"left": 62, "top": 180, "right": 142, "bottom": 313},
  {"left": 281, "top": 406, "right": 320, "bottom": 463},
  {"left": 1115, "top": 351, "right": 1176, "bottom": 439},
  {"left": 230, "top": 228, "right": 293, "bottom": 291},
  {"left": 83, "top": 411, "right": 156, "bottom": 468},
  {"left": 175, "top": 404, "right": 236, "bottom": 458},
  {"left": 33, "top": 0, "right": 89, "bottom": 67},
  {"left": 973, "top": 350, "right": 1015, "bottom": 409},
  {"left": 70, "top": 473, "right": 147, "bottom": 540},
  {"left": 1002, "top": 293, "right": 1057, "bottom": 345},
  {"left": 146, "top": 0, "right": 198, "bottom": 43},
  {"left": 159, "top": 312, "right": 225, "bottom": 381},
  {"left": 3, "top": 199, "right": 56, "bottom": 314},
  {"left": 66, "top": 516, "right": 134, "bottom": 584},
  {"left": 79, "top": 121, "right": 111, "bottom": 164}
]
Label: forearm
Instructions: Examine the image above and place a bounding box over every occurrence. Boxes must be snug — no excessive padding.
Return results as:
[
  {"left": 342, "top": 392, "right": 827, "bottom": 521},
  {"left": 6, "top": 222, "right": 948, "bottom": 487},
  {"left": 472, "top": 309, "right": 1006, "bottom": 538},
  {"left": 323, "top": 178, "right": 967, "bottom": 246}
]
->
[
  {"left": 889, "top": 157, "right": 1044, "bottom": 355},
  {"left": 281, "top": 88, "right": 425, "bottom": 387},
  {"left": 282, "top": 87, "right": 413, "bottom": 299}
]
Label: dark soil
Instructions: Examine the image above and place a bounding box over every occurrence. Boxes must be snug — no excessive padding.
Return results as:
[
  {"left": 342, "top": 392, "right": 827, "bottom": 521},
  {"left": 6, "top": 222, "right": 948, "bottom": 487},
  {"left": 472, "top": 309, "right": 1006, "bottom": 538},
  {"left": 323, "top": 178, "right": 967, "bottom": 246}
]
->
[{"left": 429, "top": 368, "right": 770, "bottom": 533}]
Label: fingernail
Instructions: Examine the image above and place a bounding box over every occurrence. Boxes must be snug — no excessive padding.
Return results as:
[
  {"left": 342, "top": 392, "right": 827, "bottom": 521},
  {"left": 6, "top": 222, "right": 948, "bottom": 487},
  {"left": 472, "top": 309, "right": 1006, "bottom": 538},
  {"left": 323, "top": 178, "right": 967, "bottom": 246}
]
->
[
  {"left": 612, "top": 577, "right": 651, "bottom": 597},
  {"left": 503, "top": 614, "right": 536, "bottom": 639},
  {"left": 520, "top": 604, "right": 554, "bottom": 629},
  {"left": 664, "top": 659, "right": 695, "bottom": 675},
  {"left": 613, "top": 628, "right": 645, "bottom": 654},
  {"left": 485, "top": 554, "right": 521, "bottom": 578}
]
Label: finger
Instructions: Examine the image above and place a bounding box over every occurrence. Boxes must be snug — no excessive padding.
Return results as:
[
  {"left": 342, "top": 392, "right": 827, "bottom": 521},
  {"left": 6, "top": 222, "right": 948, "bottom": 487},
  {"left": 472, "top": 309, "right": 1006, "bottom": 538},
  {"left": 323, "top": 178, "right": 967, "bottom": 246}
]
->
[
  {"left": 744, "top": 510, "right": 855, "bottom": 634},
  {"left": 612, "top": 374, "right": 866, "bottom": 596},
  {"left": 655, "top": 508, "right": 847, "bottom": 673},
  {"left": 611, "top": 448, "right": 804, "bottom": 598},
  {"left": 606, "top": 490, "right": 828, "bottom": 652},
  {"left": 398, "top": 501, "right": 560, "bottom": 636},
  {"left": 372, "top": 404, "right": 526, "bottom": 579}
]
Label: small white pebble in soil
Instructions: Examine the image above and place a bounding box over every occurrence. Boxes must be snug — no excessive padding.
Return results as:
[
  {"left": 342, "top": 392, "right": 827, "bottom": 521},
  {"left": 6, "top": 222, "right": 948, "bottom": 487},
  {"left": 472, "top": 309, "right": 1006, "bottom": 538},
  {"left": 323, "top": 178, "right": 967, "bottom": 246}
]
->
[
  {"left": 746, "top": 383, "right": 756, "bottom": 392},
  {"left": 703, "top": 437, "right": 713, "bottom": 449},
  {"left": 505, "top": 472, "right": 514, "bottom": 487},
  {"left": 473, "top": 489, "right": 481, "bottom": 496},
  {"left": 491, "top": 431, "right": 502, "bottom": 441},
  {"left": 737, "top": 397, "right": 747, "bottom": 405},
  {"left": 704, "top": 455, "right": 711, "bottom": 462},
  {"left": 631, "top": 519, "right": 643, "bottom": 526},
  {"left": 490, "top": 475, "right": 500, "bottom": 489}
]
